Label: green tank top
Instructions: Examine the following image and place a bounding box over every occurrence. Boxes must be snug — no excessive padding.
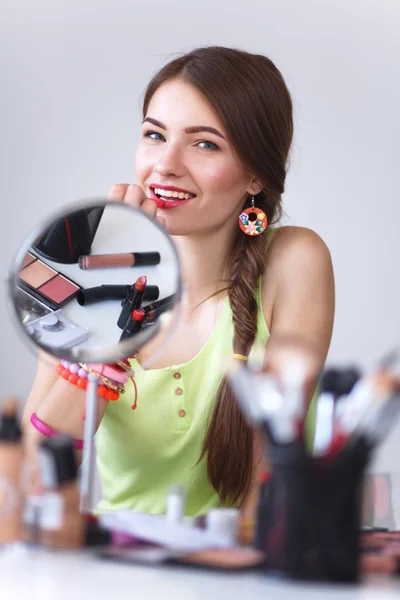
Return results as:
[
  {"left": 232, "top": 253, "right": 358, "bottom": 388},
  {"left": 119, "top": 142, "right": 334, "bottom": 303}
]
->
[{"left": 96, "top": 282, "right": 270, "bottom": 516}]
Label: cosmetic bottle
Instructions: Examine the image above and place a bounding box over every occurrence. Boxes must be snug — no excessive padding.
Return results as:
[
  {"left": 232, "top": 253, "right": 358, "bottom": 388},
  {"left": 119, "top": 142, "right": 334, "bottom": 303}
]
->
[
  {"left": 0, "top": 398, "right": 24, "bottom": 545},
  {"left": 166, "top": 484, "right": 186, "bottom": 523},
  {"left": 206, "top": 508, "right": 239, "bottom": 544},
  {"left": 38, "top": 435, "right": 85, "bottom": 549}
]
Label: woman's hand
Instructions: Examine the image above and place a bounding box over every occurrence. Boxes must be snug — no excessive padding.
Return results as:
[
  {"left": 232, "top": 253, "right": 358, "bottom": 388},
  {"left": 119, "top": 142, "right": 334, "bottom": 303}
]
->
[{"left": 108, "top": 184, "right": 166, "bottom": 227}]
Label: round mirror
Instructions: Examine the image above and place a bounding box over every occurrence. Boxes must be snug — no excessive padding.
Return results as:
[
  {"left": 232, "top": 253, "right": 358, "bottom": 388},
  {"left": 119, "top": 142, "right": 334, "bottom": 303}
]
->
[{"left": 7, "top": 199, "right": 182, "bottom": 366}]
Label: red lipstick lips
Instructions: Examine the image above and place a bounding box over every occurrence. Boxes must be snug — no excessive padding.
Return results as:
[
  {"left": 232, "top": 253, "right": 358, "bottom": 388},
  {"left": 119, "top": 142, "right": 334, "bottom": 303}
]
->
[{"left": 149, "top": 184, "right": 196, "bottom": 210}]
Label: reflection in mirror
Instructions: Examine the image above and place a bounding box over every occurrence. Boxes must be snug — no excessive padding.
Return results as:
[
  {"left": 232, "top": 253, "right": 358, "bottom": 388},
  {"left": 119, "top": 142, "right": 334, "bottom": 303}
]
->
[{"left": 8, "top": 200, "right": 182, "bottom": 366}]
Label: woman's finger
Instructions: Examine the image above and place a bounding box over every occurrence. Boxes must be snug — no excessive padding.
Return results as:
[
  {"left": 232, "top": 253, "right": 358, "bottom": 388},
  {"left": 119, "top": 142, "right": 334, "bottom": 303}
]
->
[
  {"left": 140, "top": 197, "right": 159, "bottom": 218},
  {"left": 123, "top": 184, "right": 147, "bottom": 207},
  {"left": 107, "top": 183, "right": 129, "bottom": 202}
]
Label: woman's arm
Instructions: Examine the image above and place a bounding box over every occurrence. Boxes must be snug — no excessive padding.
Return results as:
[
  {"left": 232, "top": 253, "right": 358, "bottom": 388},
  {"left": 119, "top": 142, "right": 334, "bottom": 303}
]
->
[
  {"left": 22, "top": 353, "right": 108, "bottom": 444},
  {"left": 261, "top": 226, "right": 335, "bottom": 399},
  {"left": 242, "top": 225, "right": 335, "bottom": 524}
]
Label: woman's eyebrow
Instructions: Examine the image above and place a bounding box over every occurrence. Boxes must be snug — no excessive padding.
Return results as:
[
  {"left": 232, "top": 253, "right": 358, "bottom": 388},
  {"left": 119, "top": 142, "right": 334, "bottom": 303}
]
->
[
  {"left": 184, "top": 125, "right": 226, "bottom": 140},
  {"left": 143, "top": 117, "right": 226, "bottom": 140}
]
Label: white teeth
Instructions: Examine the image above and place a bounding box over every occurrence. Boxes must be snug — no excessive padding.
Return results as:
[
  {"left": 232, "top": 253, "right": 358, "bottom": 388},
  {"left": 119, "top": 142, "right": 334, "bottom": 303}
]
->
[{"left": 154, "top": 188, "right": 193, "bottom": 200}]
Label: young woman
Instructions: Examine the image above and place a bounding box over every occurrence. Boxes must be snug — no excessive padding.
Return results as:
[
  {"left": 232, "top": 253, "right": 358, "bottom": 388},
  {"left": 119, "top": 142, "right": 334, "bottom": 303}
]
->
[{"left": 23, "top": 46, "right": 335, "bottom": 518}]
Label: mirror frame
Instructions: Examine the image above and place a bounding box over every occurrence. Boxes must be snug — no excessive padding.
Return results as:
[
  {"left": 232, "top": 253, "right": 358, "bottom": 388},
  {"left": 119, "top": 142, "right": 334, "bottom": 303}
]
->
[{"left": 6, "top": 198, "right": 183, "bottom": 365}]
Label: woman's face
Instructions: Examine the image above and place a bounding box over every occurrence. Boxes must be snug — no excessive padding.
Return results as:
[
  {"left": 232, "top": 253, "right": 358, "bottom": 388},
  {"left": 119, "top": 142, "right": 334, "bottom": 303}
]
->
[{"left": 134, "top": 79, "right": 256, "bottom": 236}]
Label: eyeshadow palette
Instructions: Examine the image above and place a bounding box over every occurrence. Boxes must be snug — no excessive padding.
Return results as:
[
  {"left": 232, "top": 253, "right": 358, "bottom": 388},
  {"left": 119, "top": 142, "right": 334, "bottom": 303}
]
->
[{"left": 19, "top": 252, "right": 82, "bottom": 310}]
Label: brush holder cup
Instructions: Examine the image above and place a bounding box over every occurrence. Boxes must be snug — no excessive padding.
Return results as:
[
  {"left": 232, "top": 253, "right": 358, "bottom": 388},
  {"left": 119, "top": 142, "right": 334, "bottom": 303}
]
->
[
  {"left": 32, "top": 206, "right": 104, "bottom": 264},
  {"left": 255, "top": 441, "right": 371, "bottom": 583}
]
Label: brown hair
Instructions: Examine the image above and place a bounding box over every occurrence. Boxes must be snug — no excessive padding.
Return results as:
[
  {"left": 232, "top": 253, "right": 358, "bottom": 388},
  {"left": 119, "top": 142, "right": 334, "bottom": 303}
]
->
[{"left": 143, "top": 46, "right": 293, "bottom": 505}]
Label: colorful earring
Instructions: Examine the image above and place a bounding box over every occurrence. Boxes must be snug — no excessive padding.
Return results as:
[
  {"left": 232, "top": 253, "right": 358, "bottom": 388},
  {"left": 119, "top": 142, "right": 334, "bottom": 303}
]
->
[{"left": 238, "top": 196, "right": 268, "bottom": 236}]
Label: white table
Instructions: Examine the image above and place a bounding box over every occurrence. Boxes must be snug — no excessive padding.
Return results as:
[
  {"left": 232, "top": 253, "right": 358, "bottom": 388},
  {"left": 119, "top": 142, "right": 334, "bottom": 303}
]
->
[{"left": 0, "top": 547, "right": 399, "bottom": 600}]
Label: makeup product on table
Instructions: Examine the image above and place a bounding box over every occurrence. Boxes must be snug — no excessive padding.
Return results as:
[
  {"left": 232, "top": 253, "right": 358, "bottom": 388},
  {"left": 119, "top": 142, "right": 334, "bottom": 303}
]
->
[
  {"left": 38, "top": 435, "right": 85, "bottom": 549},
  {"left": 227, "top": 353, "right": 400, "bottom": 582},
  {"left": 253, "top": 470, "right": 271, "bottom": 551},
  {"left": 362, "top": 473, "right": 397, "bottom": 531},
  {"left": 206, "top": 508, "right": 239, "bottom": 545},
  {"left": 79, "top": 251, "right": 161, "bottom": 270},
  {"left": 333, "top": 371, "right": 400, "bottom": 456},
  {"left": 119, "top": 309, "right": 145, "bottom": 342},
  {"left": 313, "top": 367, "right": 360, "bottom": 457},
  {"left": 76, "top": 284, "right": 159, "bottom": 306},
  {"left": 19, "top": 253, "right": 82, "bottom": 310},
  {"left": 99, "top": 510, "right": 235, "bottom": 552},
  {"left": 32, "top": 206, "right": 104, "bottom": 264},
  {"left": 25, "top": 310, "right": 89, "bottom": 350},
  {"left": 144, "top": 294, "right": 177, "bottom": 323},
  {"left": 117, "top": 275, "right": 147, "bottom": 329},
  {"left": 166, "top": 484, "right": 186, "bottom": 524},
  {"left": 360, "top": 554, "right": 400, "bottom": 576},
  {"left": 0, "top": 399, "right": 23, "bottom": 546}
]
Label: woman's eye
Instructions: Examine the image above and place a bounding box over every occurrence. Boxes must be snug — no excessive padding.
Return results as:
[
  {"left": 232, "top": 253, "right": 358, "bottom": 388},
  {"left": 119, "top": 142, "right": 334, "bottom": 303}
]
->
[
  {"left": 197, "top": 140, "right": 219, "bottom": 151},
  {"left": 144, "top": 131, "right": 165, "bottom": 142}
]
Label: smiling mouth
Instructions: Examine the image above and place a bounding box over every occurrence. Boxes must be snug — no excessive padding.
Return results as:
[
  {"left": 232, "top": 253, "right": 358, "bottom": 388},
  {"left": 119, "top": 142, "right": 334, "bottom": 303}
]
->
[
  {"left": 149, "top": 187, "right": 196, "bottom": 209},
  {"left": 151, "top": 187, "right": 196, "bottom": 201}
]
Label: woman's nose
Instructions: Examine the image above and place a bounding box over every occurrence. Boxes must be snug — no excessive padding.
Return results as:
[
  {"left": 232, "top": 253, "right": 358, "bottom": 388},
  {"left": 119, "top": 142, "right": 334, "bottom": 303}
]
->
[{"left": 154, "top": 145, "right": 186, "bottom": 178}]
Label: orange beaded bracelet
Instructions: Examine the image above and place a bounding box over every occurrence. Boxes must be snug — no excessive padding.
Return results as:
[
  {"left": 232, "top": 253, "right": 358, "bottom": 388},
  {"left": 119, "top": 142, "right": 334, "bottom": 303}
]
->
[{"left": 56, "top": 362, "right": 120, "bottom": 401}]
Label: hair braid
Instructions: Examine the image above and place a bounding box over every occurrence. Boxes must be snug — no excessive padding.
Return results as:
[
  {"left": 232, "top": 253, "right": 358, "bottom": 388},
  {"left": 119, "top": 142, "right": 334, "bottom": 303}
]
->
[{"left": 200, "top": 203, "right": 269, "bottom": 504}]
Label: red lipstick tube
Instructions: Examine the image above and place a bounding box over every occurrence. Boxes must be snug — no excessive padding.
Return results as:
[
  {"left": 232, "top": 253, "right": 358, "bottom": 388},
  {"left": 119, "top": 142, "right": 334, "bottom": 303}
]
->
[{"left": 117, "top": 276, "right": 147, "bottom": 329}]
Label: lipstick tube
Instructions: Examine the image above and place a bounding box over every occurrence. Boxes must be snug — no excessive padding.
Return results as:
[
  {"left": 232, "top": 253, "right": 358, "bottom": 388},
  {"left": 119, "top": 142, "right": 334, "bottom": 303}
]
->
[
  {"left": 120, "top": 308, "right": 145, "bottom": 341},
  {"left": 117, "top": 276, "right": 147, "bottom": 329},
  {"left": 76, "top": 284, "right": 159, "bottom": 306}
]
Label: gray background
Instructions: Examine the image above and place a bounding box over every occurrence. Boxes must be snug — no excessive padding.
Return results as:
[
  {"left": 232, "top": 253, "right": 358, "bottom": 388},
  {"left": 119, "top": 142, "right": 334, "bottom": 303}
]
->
[{"left": 1, "top": 1, "right": 399, "bottom": 496}]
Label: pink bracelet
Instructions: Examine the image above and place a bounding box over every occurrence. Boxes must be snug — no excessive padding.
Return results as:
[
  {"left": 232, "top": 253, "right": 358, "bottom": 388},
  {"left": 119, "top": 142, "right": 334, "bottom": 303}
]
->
[
  {"left": 30, "top": 412, "right": 84, "bottom": 450},
  {"left": 88, "top": 363, "right": 129, "bottom": 385}
]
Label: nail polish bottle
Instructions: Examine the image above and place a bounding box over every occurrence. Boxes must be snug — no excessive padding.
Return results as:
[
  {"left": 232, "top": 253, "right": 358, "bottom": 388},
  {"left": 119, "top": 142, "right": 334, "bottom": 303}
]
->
[
  {"left": 38, "top": 435, "right": 85, "bottom": 549},
  {"left": 0, "top": 398, "right": 24, "bottom": 545}
]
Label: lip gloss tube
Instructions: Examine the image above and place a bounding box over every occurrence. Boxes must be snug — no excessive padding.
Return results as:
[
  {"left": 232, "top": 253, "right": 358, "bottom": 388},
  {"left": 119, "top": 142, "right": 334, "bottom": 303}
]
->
[{"left": 79, "top": 252, "right": 161, "bottom": 270}]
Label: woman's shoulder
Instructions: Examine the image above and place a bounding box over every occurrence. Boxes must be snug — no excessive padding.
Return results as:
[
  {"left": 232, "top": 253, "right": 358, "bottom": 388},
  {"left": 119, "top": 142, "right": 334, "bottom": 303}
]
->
[
  {"left": 261, "top": 225, "right": 333, "bottom": 315},
  {"left": 268, "top": 223, "right": 328, "bottom": 247},
  {"left": 266, "top": 225, "right": 331, "bottom": 269}
]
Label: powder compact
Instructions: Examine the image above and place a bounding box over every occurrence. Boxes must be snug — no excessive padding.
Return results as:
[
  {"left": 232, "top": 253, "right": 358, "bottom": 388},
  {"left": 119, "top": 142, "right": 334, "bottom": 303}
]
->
[{"left": 19, "top": 252, "right": 82, "bottom": 310}]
